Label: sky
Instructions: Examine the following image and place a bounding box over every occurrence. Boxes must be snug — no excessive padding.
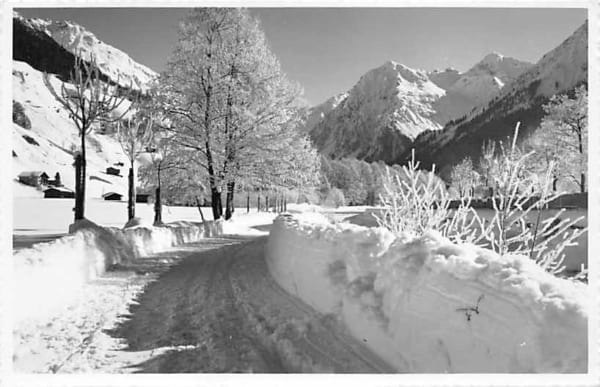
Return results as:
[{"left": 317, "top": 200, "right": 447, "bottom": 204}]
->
[{"left": 16, "top": 7, "right": 587, "bottom": 105}]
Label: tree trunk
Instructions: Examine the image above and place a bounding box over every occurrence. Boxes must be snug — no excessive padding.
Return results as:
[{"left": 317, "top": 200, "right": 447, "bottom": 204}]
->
[
  {"left": 577, "top": 130, "right": 585, "bottom": 192},
  {"left": 266, "top": 196, "right": 269, "bottom": 212},
  {"left": 246, "top": 193, "right": 250, "bottom": 213},
  {"left": 74, "top": 134, "right": 86, "bottom": 221},
  {"left": 128, "top": 165, "right": 135, "bottom": 220},
  {"left": 257, "top": 196, "right": 261, "bottom": 212},
  {"left": 225, "top": 181, "right": 235, "bottom": 220},
  {"left": 211, "top": 187, "right": 222, "bottom": 220},
  {"left": 195, "top": 196, "right": 206, "bottom": 222},
  {"left": 154, "top": 168, "right": 162, "bottom": 225},
  {"left": 284, "top": 197, "right": 287, "bottom": 212},
  {"left": 552, "top": 176, "right": 558, "bottom": 192},
  {"left": 154, "top": 186, "right": 162, "bottom": 225},
  {"left": 74, "top": 153, "right": 83, "bottom": 221}
]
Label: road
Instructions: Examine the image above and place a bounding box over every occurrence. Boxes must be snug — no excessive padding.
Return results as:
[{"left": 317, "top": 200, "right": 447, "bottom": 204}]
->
[{"left": 98, "top": 235, "right": 394, "bottom": 373}]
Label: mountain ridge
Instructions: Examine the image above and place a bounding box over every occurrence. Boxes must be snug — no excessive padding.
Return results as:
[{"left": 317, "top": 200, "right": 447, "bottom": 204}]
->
[{"left": 14, "top": 12, "right": 157, "bottom": 91}]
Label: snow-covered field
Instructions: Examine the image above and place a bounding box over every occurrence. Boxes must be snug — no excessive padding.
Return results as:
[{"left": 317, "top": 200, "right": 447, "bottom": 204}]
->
[
  {"left": 265, "top": 213, "right": 588, "bottom": 373},
  {"left": 13, "top": 196, "right": 206, "bottom": 237}
]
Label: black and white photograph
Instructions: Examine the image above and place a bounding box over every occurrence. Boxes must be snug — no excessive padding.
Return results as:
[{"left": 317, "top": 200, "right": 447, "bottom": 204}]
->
[{"left": 3, "top": 1, "right": 598, "bottom": 384}]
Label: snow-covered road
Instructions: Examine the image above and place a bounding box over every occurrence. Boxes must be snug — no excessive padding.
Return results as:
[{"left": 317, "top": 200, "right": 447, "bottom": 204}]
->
[
  {"left": 16, "top": 233, "right": 394, "bottom": 373},
  {"left": 109, "top": 235, "right": 394, "bottom": 373}
]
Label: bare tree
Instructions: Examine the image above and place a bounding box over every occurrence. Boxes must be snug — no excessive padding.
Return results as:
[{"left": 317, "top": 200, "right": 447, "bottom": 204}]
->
[
  {"left": 116, "top": 113, "right": 154, "bottom": 221},
  {"left": 44, "top": 54, "right": 131, "bottom": 221}
]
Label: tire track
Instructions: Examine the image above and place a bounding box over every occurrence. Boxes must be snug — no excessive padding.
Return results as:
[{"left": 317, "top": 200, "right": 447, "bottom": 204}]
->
[{"left": 107, "top": 236, "right": 394, "bottom": 373}]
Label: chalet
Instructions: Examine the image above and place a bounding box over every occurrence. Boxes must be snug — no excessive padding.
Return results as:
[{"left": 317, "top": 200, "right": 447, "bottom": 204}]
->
[
  {"left": 18, "top": 171, "right": 49, "bottom": 187},
  {"left": 43, "top": 187, "right": 74, "bottom": 199},
  {"left": 47, "top": 172, "right": 63, "bottom": 187},
  {"left": 102, "top": 192, "right": 123, "bottom": 201},
  {"left": 106, "top": 167, "right": 121, "bottom": 176},
  {"left": 136, "top": 193, "right": 151, "bottom": 203}
]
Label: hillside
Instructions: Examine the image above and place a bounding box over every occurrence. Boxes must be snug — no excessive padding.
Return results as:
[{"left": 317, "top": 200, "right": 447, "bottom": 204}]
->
[
  {"left": 12, "top": 60, "right": 131, "bottom": 199},
  {"left": 13, "top": 12, "right": 157, "bottom": 90}
]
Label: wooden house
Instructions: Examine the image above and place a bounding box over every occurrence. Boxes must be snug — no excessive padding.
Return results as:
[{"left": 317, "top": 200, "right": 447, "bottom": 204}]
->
[
  {"left": 106, "top": 167, "right": 121, "bottom": 176},
  {"left": 102, "top": 192, "right": 123, "bottom": 201},
  {"left": 136, "top": 193, "right": 151, "bottom": 203},
  {"left": 18, "top": 171, "right": 49, "bottom": 187},
  {"left": 43, "top": 187, "right": 74, "bottom": 199}
]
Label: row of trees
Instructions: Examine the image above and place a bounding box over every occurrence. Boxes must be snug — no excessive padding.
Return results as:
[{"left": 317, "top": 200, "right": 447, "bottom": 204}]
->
[
  {"left": 149, "top": 8, "right": 319, "bottom": 221},
  {"left": 319, "top": 155, "right": 444, "bottom": 207},
  {"left": 46, "top": 8, "right": 320, "bottom": 224},
  {"left": 450, "top": 85, "right": 588, "bottom": 197}
]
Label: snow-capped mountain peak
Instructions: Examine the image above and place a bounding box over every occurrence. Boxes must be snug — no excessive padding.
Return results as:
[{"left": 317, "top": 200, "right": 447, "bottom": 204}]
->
[
  {"left": 14, "top": 12, "right": 157, "bottom": 91},
  {"left": 431, "top": 53, "right": 532, "bottom": 123},
  {"left": 467, "top": 52, "right": 532, "bottom": 80},
  {"left": 427, "top": 67, "right": 461, "bottom": 90},
  {"left": 309, "top": 60, "right": 446, "bottom": 163}
]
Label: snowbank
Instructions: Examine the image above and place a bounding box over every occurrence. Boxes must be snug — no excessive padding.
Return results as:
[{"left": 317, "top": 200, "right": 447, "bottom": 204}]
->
[
  {"left": 14, "top": 219, "right": 222, "bottom": 322},
  {"left": 265, "top": 214, "right": 588, "bottom": 373}
]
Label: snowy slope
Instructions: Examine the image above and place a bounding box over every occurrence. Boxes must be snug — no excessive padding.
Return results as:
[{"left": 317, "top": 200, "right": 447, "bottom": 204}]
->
[
  {"left": 301, "top": 92, "right": 348, "bottom": 133},
  {"left": 427, "top": 67, "right": 461, "bottom": 90},
  {"left": 14, "top": 12, "right": 157, "bottom": 91},
  {"left": 411, "top": 20, "right": 588, "bottom": 174},
  {"left": 309, "top": 61, "right": 446, "bottom": 163},
  {"left": 12, "top": 60, "right": 131, "bottom": 199},
  {"left": 433, "top": 53, "right": 532, "bottom": 123}
]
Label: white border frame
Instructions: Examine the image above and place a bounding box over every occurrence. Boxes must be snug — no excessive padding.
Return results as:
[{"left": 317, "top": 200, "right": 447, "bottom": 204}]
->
[{"left": 1, "top": 1, "right": 598, "bottom": 386}]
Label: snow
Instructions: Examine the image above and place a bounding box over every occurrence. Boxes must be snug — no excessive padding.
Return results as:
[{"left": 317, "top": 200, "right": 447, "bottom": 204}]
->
[
  {"left": 432, "top": 53, "right": 532, "bottom": 123},
  {"left": 511, "top": 21, "right": 587, "bottom": 98},
  {"left": 14, "top": 218, "right": 222, "bottom": 323},
  {"left": 12, "top": 60, "right": 132, "bottom": 200},
  {"left": 343, "top": 207, "right": 588, "bottom": 273},
  {"left": 15, "top": 12, "right": 157, "bottom": 91},
  {"left": 13, "top": 197, "right": 205, "bottom": 235},
  {"left": 265, "top": 213, "right": 588, "bottom": 373},
  {"left": 309, "top": 52, "right": 533, "bottom": 161}
]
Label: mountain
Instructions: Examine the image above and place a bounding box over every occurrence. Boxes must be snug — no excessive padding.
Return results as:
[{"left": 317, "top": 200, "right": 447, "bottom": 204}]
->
[
  {"left": 411, "top": 21, "right": 588, "bottom": 177},
  {"left": 427, "top": 68, "right": 461, "bottom": 89},
  {"left": 309, "top": 61, "right": 446, "bottom": 163},
  {"left": 307, "top": 21, "right": 585, "bottom": 177},
  {"left": 307, "top": 53, "right": 532, "bottom": 164},
  {"left": 302, "top": 92, "right": 348, "bottom": 133},
  {"left": 13, "top": 12, "right": 157, "bottom": 90},
  {"left": 432, "top": 53, "right": 532, "bottom": 123}
]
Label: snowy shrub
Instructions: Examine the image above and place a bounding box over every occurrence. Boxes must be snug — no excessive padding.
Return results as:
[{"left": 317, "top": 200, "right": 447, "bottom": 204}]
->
[
  {"left": 480, "top": 124, "right": 586, "bottom": 274},
  {"left": 375, "top": 150, "right": 484, "bottom": 244},
  {"left": 13, "top": 100, "right": 31, "bottom": 129},
  {"left": 377, "top": 123, "right": 587, "bottom": 276}
]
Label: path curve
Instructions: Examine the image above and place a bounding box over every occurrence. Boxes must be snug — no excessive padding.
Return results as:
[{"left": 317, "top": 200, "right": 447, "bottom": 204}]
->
[{"left": 110, "top": 236, "right": 395, "bottom": 373}]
